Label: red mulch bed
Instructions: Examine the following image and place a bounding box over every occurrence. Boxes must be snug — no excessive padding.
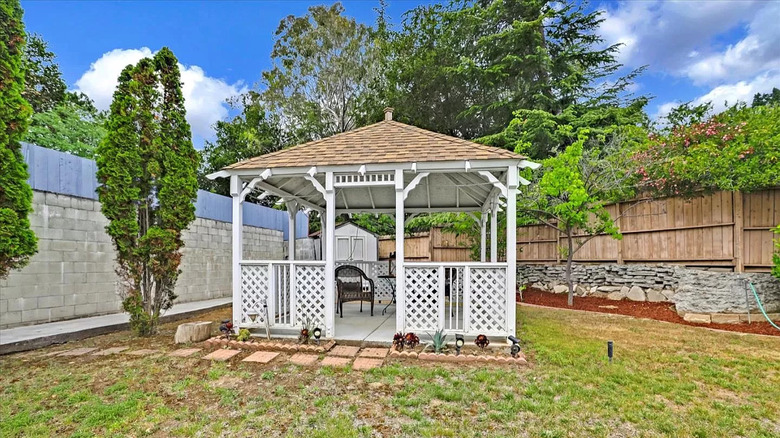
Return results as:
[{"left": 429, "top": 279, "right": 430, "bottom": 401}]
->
[{"left": 519, "top": 287, "right": 780, "bottom": 337}]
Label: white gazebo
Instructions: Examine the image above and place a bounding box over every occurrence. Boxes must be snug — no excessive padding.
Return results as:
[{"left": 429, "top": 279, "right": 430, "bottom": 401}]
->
[{"left": 208, "top": 108, "right": 539, "bottom": 339}]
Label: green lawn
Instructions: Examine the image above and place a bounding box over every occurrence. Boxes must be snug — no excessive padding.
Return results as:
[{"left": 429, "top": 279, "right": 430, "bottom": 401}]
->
[{"left": 2, "top": 305, "right": 778, "bottom": 437}]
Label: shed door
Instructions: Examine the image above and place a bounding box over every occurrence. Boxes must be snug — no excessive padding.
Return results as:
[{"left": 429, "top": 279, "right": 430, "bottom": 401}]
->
[{"left": 336, "top": 236, "right": 365, "bottom": 261}]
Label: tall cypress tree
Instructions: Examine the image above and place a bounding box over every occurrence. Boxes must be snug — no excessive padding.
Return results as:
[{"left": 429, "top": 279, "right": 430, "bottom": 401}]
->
[
  {"left": 0, "top": 0, "right": 37, "bottom": 279},
  {"left": 97, "top": 48, "right": 198, "bottom": 335}
]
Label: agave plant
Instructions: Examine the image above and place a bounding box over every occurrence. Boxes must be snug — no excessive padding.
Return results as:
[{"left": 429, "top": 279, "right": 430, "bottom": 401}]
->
[{"left": 425, "top": 329, "right": 448, "bottom": 354}]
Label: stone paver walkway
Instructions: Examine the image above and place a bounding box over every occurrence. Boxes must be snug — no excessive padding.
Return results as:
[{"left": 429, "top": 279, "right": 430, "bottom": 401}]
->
[
  {"left": 58, "top": 347, "right": 98, "bottom": 356},
  {"left": 358, "top": 347, "right": 389, "bottom": 359},
  {"left": 168, "top": 348, "right": 201, "bottom": 358},
  {"left": 203, "top": 349, "right": 241, "bottom": 361},
  {"left": 290, "top": 353, "right": 319, "bottom": 366},
  {"left": 242, "top": 351, "right": 279, "bottom": 364},
  {"left": 33, "top": 343, "right": 405, "bottom": 371},
  {"left": 125, "top": 349, "right": 160, "bottom": 356},
  {"left": 328, "top": 345, "right": 360, "bottom": 357},
  {"left": 92, "top": 346, "right": 129, "bottom": 356}
]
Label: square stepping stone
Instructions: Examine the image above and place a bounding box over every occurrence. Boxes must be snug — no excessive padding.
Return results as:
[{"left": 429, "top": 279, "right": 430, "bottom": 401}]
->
[
  {"left": 358, "top": 347, "right": 389, "bottom": 359},
  {"left": 352, "top": 358, "right": 383, "bottom": 371},
  {"left": 328, "top": 345, "right": 360, "bottom": 357},
  {"left": 58, "top": 347, "right": 98, "bottom": 357},
  {"left": 92, "top": 347, "right": 129, "bottom": 356},
  {"left": 289, "top": 353, "right": 319, "bottom": 366},
  {"left": 168, "top": 348, "right": 201, "bottom": 358},
  {"left": 242, "top": 351, "right": 280, "bottom": 364},
  {"left": 125, "top": 349, "right": 160, "bottom": 356},
  {"left": 202, "top": 349, "right": 240, "bottom": 361},
  {"left": 321, "top": 356, "right": 351, "bottom": 368}
]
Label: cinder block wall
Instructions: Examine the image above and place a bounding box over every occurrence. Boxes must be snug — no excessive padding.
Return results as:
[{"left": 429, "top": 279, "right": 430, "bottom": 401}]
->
[{"left": 0, "top": 191, "right": 283, "bottom": 329}]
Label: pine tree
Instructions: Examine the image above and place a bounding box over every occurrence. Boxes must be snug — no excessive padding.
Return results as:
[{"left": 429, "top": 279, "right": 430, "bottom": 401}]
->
[
  {"left": 96, "top": 48, "right": 198, "bottom": 335},
  {"left": 0, "top": 0, "right": 37, "bottom": 279}
]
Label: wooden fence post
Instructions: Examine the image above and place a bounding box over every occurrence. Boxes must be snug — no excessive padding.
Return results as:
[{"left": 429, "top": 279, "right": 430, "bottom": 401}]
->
[
  {"left": 616, "top": 201, "right": 624, "bottom": 264},
  {"left": 733, "top": 191, "right": 744, "bottom": 272}
]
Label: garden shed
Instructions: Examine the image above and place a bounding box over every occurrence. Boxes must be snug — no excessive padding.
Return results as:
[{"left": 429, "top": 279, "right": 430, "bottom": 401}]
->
[{"left": 208, "top": 108, "right": 539, "bottom": 339}]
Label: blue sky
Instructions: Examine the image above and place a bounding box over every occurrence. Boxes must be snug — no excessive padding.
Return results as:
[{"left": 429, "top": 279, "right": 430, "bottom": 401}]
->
[{"left": 22, "top": 1, "right": 780, "bottom": 145}]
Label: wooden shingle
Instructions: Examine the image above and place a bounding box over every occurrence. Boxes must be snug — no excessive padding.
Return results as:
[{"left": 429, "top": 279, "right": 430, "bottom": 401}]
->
[{"left": 225, "top": 120, "right": 523, "bottom": 170}]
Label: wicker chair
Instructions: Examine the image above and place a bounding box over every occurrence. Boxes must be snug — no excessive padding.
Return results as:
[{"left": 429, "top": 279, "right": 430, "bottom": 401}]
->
[{"left": 335, "top": 265, "right": 375, "bottom": 318}]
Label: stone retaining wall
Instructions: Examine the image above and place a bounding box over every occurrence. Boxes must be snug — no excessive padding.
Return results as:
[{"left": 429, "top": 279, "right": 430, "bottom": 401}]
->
[
  {"left": 0, "top": 191, "right": 284, "bottom": 329},
  {"left": 517, "top": 263, "right": 780, "bottom": 318}
]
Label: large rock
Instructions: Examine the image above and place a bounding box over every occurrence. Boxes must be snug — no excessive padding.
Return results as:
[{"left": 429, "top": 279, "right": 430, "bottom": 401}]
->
[
  {"left": 553, "top": 285, "right": 569, "bottom": 294},
  {"left": 174, "top": 321, "right": 213, "bottom": 344},
  {"left": 683, "top": 313, "right": 711, "bottom": 324},
  {"left": 607, "top": 291, "right": 626, "bottom": 301},
  {"left": 711, "top": 314, "right": 740, "bottom": 324},
  {"left": 646, "top": 289, "right": 666, "bottom": 302},
  {"left": 626, "top": 286, "right": 646, "bottom": 302}
]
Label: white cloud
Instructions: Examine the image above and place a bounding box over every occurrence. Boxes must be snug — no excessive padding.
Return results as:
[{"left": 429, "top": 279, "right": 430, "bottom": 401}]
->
[
  {"left": 654, "top": 70, "right": 780, "bottom": 119},
  {"left": 598, "top": 0, "right": 765, "bottom": 77},
  {"left": 74, "top": 48, "right": 245, "bottom": 140},
  {"left": 684, "top": 3, "right": 780, "bottom": 85}
]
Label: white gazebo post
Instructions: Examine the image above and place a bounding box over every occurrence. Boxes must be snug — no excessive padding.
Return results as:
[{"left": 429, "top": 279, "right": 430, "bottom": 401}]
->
[
  {"left": 480, "top": 211, "right": 487, "bottom": 262},
  {"left": 286, "top": 200, "right": 299, "bottom": 261},
  {"left": 230, "top": 175, "right": 243, "bottom": 327},
  {"left": 505, "top": 165, "right": 518, "bottom": 337},
  {"left": 395, "top": 168, "right": 405, "bottom": 331},
  {"left": 323, "top": 172, "right": 336, "bottom": 337},
  {"left": 490, "top": 198, "right": 498, "bottom": 262}
]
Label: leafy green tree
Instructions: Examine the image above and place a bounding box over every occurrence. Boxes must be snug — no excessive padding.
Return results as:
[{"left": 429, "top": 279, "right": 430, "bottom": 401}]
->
[
  {"left": 22, "top": 33, "right": 66, "bottom": 113},
  {"left": 0, "top": 0, "right": 37, "bottom": 279},
  {"left": 385, "top": 0, "right": 641, "bottom": 146},
  {"left": 24, "top": 96, "right": 106, "bottom": 158},
  {"left": 635, "top": 102, "right": 780, "bottom": 196},
  {"left": 261, "top": 2, "right": 380, "bottom": 143},
  {"left": 752, "top": 88, "right": 780, "bottom": 108},
  {"left": 199, "top": 92, "right": 285, "bottom": 204},
  {"left": 96, "top": 48, "right": 198, "bottom": 336},
  {"left": 521, "top": 130, "right": 640, "bottom": 305}
]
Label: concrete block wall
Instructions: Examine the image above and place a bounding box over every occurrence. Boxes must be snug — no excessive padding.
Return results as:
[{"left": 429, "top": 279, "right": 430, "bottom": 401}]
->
[{"left": 0, "top": 191, "right": 284, "bottom": 329}]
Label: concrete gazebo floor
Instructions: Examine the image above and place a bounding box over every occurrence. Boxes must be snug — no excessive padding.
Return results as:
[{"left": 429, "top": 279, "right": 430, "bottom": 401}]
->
[{"left": 334, "top": 302, "right": 396, "bottom": 343}]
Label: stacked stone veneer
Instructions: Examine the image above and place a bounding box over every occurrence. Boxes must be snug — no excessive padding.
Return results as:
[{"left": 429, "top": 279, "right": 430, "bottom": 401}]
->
[
  {"left": 0, "top": 191, "right": 283, "bottom": 329},
  {"left": 518, "top": 263, "right": 780, "bottom": 320}
]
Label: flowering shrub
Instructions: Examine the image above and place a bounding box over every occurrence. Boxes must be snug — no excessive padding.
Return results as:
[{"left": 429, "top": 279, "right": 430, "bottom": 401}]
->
[{"left": 634, "top": 103, "right": 779, "bottom": 197}]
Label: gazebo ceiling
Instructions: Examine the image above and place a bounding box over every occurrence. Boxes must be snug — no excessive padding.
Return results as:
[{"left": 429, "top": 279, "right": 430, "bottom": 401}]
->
[{"left": 261, "top": 170, "right": 504, "bottom": 213}]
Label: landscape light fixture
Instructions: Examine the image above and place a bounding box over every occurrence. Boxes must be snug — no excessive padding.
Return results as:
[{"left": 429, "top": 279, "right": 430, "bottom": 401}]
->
[
  {"left": 455, "top": 334, "right": 465, "bottom": 355},
  {"left": 312, "top": 327, "right": 322, "bottom": 344},
  {"left": 508, "top": 335, "right": 521, "bottom": 358},
  {"left": 248, "top": 310, "right": 259, "bottom": 324},
  {"left": 607, "top": 340, "right": 614, "bottom": 363}
]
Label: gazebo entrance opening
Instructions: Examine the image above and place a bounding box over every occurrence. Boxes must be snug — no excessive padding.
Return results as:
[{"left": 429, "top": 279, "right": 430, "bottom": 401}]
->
[{"left": 210, "top": 108, "right": 539, "bottom": 341}]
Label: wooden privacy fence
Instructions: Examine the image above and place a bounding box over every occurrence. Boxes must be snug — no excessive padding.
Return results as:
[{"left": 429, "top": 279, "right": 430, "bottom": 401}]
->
[
  {"left": 378, "top": 227, "right": 473, "bottom": 262},
  {"left": 518, "top": 189, "right": 780, "bottom": 272}
]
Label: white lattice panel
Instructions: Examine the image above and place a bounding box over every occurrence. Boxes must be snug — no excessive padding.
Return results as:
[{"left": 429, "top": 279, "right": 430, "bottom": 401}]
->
[
  {"left": 240, "top": 264, "right": 270, "bottom": 325},
  {"left": 468, "top": 267, "right": 507, "bottom": 334},
  {"left": 404, "top": 267, "right": 441, "bottom": 331},
  {"left": 294, "top": 265, "right": 326, "bottom": 328}
]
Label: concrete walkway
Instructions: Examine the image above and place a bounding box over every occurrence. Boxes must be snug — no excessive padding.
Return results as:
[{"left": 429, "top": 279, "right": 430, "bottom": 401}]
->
[{"left": 0, "top": 297, "right": 230, "bottom": 354}]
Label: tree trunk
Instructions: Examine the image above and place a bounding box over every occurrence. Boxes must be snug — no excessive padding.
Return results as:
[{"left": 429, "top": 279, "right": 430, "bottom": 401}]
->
[{"left": 566, "top": 231, "right": 574, "bottom": 307}]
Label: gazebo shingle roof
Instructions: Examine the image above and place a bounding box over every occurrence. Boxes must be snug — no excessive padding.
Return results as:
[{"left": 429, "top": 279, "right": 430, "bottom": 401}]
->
[{"left": 225, "top": 120, "right": 523, "bottom": 170}]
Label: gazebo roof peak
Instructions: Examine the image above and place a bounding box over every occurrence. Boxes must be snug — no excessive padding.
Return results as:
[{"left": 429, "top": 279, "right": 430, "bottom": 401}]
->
[{"left": 225, "top": 117, "right": 524, "bottom": 171}]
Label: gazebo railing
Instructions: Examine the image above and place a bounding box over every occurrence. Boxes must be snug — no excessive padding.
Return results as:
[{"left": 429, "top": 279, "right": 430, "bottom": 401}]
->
[
  {"left": 239, "top": 260, "right": 327, "bottom": 329},
  {"left": 403, "top": 262, "right": 509, "bottom": 336}
]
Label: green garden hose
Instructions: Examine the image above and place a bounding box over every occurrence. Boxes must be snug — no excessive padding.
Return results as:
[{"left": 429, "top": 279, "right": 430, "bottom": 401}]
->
[{"left": 748, "top": 282, "right": 780, "bottom": 331}]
